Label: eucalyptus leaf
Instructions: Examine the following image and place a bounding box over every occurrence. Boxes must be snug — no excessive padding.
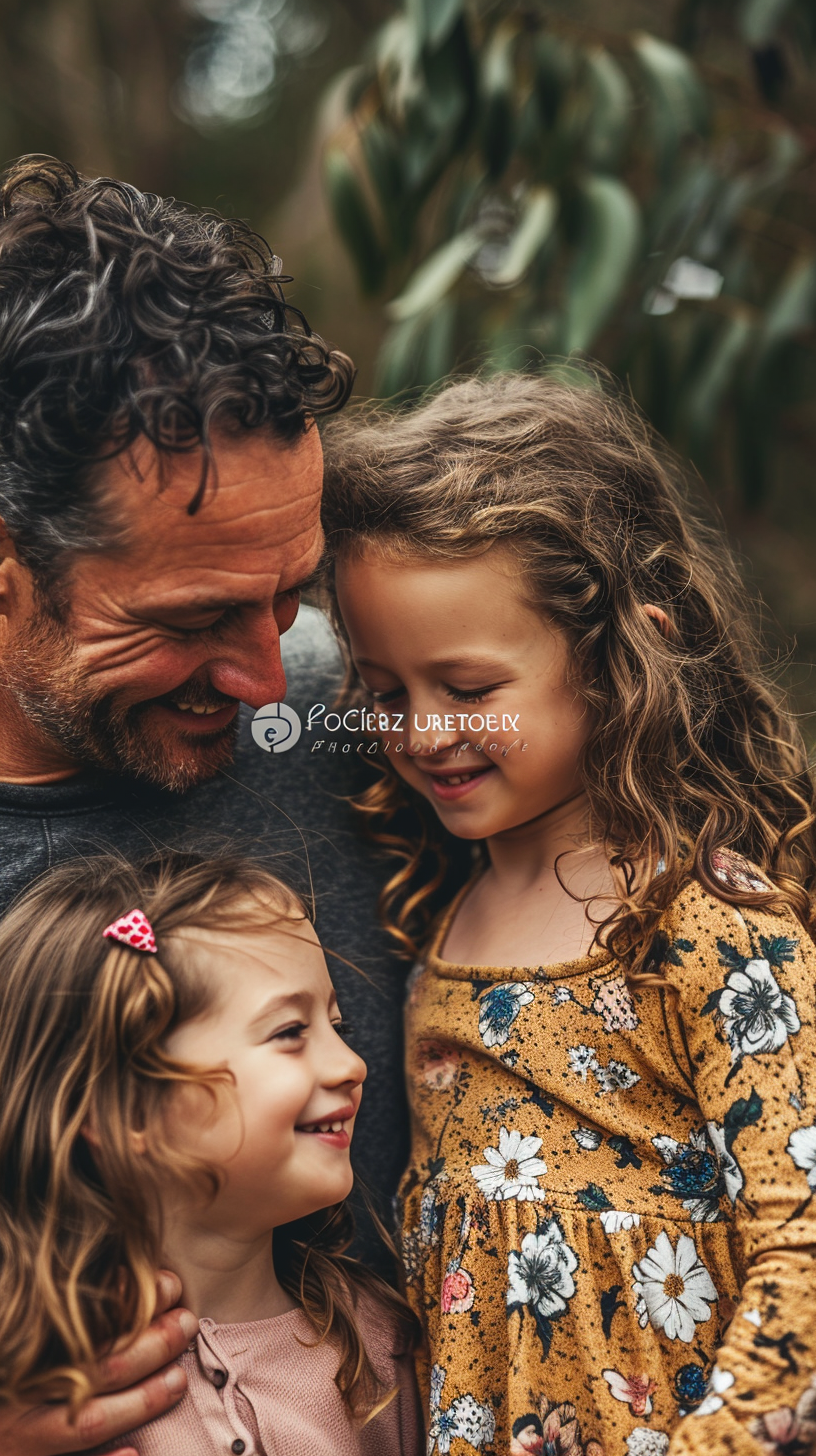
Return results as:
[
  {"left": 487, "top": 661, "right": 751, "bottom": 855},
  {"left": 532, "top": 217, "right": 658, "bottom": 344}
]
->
[
  {"left": 755, "top": 254, "right": 816, "bottom": 356},
  {"left": 483, "top": 187, "right": 558, "bottom": 286},
  {"left": 584, "top": 48, "right": 632, "bottom": 172},
  {"left": 682, "top": 312, "right": 753, "bottom": 458},
  {"left": 739, "top": 0, "right": 795, "bottom": 46},
  {"left": 375, "top": 299, "right": 457, "bottom": 395},
  {"left": 633, "top": 32, "right": 707, "bottom": 175},
  {"left": 323, "top": 150, "right": 387, "bottom": 296},
  {"left": 480, "top": 23, "right": 518, "bottom": 177},
  {"left": 409, "top": 0, "right": 464, "bottom": 49},
  {"left": 360, "top": 120, "right": 409, "bottom": 254},
  {"left": 387, "top": 228, "right": 483, "bottom": 321},
  {"left": 561, "top": 175, "right": 641, "bottom": 353},
  {"left": 375, "top": 313, "right": 427, "bottom": 398}
]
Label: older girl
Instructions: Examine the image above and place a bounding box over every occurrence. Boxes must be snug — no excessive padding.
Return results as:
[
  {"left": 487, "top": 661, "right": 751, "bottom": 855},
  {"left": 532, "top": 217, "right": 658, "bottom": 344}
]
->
[{"left": 321, "top": 372, "right": 816, "bottom": 1456}]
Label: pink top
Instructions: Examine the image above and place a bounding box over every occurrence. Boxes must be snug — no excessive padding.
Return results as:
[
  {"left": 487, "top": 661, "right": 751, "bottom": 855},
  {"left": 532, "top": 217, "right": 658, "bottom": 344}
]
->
[{"left": 97, "top": 1299, "right": 424, "bottom": 1456}]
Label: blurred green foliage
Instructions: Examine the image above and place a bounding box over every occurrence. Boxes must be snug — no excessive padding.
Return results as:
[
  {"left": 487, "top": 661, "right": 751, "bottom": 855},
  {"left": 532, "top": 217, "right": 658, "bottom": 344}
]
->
[{"left": 324, "top": 0, "right": 816, "bottom": 507}]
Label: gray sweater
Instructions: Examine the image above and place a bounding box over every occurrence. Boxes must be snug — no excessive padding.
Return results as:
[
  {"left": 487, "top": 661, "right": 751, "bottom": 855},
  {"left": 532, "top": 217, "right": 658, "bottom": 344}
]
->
[{"left": 0, "top": 607, "right": 422, "bottom": 1261}]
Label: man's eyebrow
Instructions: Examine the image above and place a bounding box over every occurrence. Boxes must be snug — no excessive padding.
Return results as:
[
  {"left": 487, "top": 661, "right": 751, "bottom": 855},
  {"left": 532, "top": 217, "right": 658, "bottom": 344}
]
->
[
  {"left": 248, "top": 988, "right": 312, "bottom": 1029},
  {"left": 148, "top": 572, "right": 322, "bottom": 617}
]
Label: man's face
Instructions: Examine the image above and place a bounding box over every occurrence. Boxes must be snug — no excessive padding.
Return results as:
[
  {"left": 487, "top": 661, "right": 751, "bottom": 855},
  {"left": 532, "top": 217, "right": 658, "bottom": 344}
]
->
[{"left": 0, "top": 426, "right": 324, "bottom": 790}]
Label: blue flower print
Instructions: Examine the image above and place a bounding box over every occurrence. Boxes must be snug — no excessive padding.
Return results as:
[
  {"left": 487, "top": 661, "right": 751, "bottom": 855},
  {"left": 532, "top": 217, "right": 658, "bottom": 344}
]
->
[
  {"left": 478, "top": 982, "right": 534, "bottom": 1049},
  {"left": 652, "top": 1130, "right": 724, "bottom": 1222},
  {"left": 674, "top": 1363, "right": 708, "bottom": 1410}
]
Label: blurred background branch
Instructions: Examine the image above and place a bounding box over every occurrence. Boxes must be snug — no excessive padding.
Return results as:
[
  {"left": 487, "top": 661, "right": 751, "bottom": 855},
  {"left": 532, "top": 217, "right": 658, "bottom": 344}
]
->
[{"left": 0, "top": 0, "right": 813, "bottom": 728}]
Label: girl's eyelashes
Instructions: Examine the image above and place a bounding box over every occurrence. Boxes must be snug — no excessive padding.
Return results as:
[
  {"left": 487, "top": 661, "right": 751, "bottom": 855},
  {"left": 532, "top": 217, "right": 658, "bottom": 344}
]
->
[
  {"left": 369, "top": 685, "right": 405, "bottom": 704},
  {"left": 332, "top": 1018, "right": 353, "bottom": 1039},
  {"left": 367, "top": 682, "right": 507, "bottom": 705},
  {"left": 446, "top": 683, "right": 505, "bottom": 704},
  {"left": 268, "top": 1022, "right": 308, "bottom": 1044}
]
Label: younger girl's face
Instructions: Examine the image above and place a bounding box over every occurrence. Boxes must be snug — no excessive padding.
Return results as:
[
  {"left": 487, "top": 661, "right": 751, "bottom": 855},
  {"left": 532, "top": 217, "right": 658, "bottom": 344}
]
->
[
  {"left": 334, "top": 545, "right": 591, "bottom": 842},
  {"left": 159, "top": 911, "right": 366, "bottom": 1239}
]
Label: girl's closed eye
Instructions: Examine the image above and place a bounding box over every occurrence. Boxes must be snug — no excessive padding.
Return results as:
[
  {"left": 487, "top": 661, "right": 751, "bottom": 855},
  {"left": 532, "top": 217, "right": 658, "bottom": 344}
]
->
[
  {"left": 446, "top": 683, "right": 506, "bottom": 704},
  {"left": 370, "top": 686, "right": 405, "bottom": 705},
  {"left": 268, "top": 1021, "right": 308, "bottom": 1045}
]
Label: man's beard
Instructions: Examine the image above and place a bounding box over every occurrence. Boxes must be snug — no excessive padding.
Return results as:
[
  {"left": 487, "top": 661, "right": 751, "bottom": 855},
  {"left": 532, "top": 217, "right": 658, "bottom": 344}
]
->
[{"left": 1, "top": 604, "right": 239, "bottom": 792}]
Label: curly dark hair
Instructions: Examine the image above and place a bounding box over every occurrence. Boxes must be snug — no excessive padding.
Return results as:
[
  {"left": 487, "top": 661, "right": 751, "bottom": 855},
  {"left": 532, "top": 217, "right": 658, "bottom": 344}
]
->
[{"left": 0, "top": 155, "right": 354, "bottom": 593}]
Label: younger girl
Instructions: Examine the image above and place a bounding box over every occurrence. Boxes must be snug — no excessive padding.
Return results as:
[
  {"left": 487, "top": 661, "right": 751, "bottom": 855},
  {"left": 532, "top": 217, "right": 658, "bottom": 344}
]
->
[
  {"left": 0, "top": 852, "right": 422, "bottom": 1455},
  {"left": 321, "top": 372, "right": 816, "bottom": 1456}
]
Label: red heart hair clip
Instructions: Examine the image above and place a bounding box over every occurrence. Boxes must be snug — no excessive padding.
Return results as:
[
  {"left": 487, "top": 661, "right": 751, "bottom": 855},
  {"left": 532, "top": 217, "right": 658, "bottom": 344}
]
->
[{"left": 103, "top": 908, "right": 157, "bottom": 954}]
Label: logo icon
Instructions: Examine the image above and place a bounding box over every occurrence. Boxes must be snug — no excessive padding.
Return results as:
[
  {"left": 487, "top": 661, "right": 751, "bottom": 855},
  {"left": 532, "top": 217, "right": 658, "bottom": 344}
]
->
[{"left": 251, "top": 702, "right": 302, "bottom": 754}]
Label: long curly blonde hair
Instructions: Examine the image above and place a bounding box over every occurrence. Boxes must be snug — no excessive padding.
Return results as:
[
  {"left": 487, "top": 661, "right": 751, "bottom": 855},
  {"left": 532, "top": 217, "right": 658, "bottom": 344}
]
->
[
  {"left": 0, "top": 852, "right": 412, "bottom": 1416},
  {"left": 320, "top": 369, "right": 816, "bottom": 969}
]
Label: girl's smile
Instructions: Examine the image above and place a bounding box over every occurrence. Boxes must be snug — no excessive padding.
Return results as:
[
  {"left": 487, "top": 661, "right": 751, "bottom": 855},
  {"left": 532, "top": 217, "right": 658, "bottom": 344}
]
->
[
  {"left": 335, "top": 543, "right": 592, "bottom": 842},
  {"left": 160, "top": 913, "right": 366, "bottom": 1249}
]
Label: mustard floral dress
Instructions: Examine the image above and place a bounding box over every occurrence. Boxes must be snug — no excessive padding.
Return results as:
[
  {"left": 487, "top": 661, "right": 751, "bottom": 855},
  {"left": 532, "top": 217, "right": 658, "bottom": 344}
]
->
[{"left": 399, "top": 855, "right": 816, "bottom": 1456}]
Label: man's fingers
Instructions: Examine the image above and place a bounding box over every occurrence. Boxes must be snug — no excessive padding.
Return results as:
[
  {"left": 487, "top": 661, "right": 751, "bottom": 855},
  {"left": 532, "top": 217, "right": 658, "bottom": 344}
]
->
[
  {"left": 72, "top": 1365, "right": 188, "bottom": 1450},
  {"left": 2, "top": 1365, "right": 187, "bottom": 1455},
  {"left": 95, "top": 1308, "right": 197, "bottom": 1393},
  {"left": 153, "top": 1270, "right": 183, "bottom": 1318}
]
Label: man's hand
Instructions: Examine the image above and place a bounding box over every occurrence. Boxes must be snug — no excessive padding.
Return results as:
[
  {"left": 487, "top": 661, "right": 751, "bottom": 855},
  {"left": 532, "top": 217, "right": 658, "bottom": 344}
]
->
[{"left": 0, "top": 1273, "right": 197, "bottom": 1456}]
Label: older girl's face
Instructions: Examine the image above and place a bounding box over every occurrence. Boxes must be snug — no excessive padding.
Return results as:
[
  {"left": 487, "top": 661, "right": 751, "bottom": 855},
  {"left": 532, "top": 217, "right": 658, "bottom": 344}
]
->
[{"left": 334, "top": 545, "right": 592, "bottom": 843}]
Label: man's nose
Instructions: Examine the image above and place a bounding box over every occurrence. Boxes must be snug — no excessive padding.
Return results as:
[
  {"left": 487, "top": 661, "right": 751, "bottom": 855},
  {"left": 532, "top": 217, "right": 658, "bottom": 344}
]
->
[{"left": 204, "top": 607, "right": 287, "bottom": 709}]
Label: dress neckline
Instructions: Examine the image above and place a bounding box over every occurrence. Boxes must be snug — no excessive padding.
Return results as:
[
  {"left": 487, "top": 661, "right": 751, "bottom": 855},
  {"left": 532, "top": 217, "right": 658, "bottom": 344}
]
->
[{"left": 426, "top": 875, "right": 615, "bottom": 983}]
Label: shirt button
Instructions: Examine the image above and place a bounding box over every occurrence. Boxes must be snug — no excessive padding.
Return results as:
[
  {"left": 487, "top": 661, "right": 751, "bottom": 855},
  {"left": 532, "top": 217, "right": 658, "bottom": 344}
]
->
[
  {"left": 211, "top": 1369, "right": 227, "bottom": 1388},
  {"left": 231, "top": 1443, "right": 246, "bottom": 1455}
]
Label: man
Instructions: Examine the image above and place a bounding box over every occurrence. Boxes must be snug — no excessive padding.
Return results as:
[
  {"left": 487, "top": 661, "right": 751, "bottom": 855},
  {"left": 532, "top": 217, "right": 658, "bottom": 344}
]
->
[{"left": 0, "top": 156, "right": 415, "bottom": 1454}]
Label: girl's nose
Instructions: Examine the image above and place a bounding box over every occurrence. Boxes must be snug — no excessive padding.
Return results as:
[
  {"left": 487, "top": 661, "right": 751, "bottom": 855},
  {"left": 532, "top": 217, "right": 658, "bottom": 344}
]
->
[
  {"left": 327, "top": 1029, "right": 367, "bottom": 1090},
  {"left": 403, "top": 699, "right": 464, "bottom": 758}
]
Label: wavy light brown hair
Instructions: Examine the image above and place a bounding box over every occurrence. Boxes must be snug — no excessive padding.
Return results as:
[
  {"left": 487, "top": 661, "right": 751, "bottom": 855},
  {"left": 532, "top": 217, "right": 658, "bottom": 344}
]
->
[
  {"left": 320, "top": 370, "right": 816, "bottom": 970},
  {"left": 0, "top": 852, "right": 411, "bottom": 1417}
]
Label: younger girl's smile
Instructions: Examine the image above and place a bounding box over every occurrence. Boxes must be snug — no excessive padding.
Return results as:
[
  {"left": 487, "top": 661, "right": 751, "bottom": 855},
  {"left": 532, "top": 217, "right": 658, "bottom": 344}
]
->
[{"left": 161, "top": 914, "right": 366, "bottom": 1241}]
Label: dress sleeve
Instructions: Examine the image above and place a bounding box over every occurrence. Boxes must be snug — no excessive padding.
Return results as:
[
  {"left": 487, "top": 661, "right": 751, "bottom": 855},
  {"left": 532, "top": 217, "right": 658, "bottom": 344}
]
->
[{"left": 660, "top": 887, "right": 816, "bottom": 1456}]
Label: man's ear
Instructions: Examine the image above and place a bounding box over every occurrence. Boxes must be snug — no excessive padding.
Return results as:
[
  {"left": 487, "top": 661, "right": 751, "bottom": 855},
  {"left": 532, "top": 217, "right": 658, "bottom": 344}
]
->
[{"left": 643, "top": 604, "right": 676, "bottom": 641}]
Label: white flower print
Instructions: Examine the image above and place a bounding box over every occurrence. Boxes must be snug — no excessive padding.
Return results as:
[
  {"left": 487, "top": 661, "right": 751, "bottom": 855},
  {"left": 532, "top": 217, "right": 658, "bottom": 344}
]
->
[
  {"left": 632, "top": 1230, "right": 717, "bottom": 1343},
  {"left": 600, "top": 1210, "right": 642, "bottom": 1234},
  {"left": 428, "top": 1364, "right": 495, "bottom": 1454},
  {"left": 478, "top": 982, "right": 534, "bottom": 1049},
  {"left": 787, "top": 1124, "right": 816, "bottom": 1190},
  {"left": 593, "top": 1057, "right": 641, "bottom": 1093},
  {"left": 572, "top": 1125, "right": 603, "bottom": 1151},
  {"left": 471, "top": 1126, "right": 548, "bottom": 1202},
  {"left": 692, "top": 1365, "right": 735, "bottom": 1417},
  {"left": 626, "top": 1430, "right": 669, "bottom": 1456},
  {"left": 507, "top": 1218, "right": 579, "bottom": 1320},
  {"left": 706, "top": 1120, "right": 745, "bottom": 1204},
  {"left": 718, "top": 958, "right": 800, "bottom": 1062},
  {"left": 568, "top": 1044, "right": 598, "bottom": 1081},
  {"left": 551, "top": 985, "right": 573, "bottom": 1006}
]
